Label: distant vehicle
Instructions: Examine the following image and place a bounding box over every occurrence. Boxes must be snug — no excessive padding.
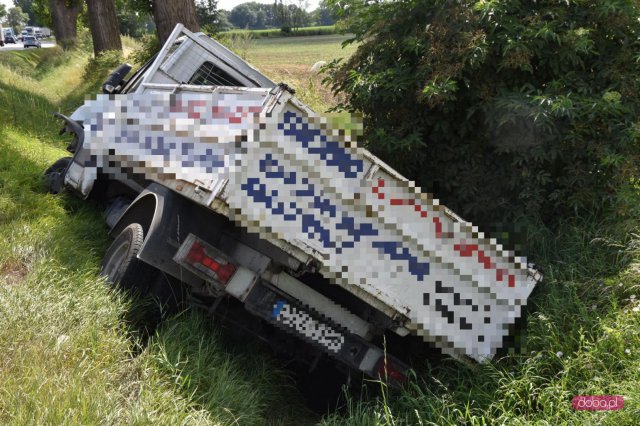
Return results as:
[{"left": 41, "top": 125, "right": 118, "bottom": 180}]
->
[
  {"left": 34, "top": 27, "right": 51, "bottom": 39},
  {"left": 19, "top": 31, "right": 28, "bottom": 42},
  {"left": 23, "top": 36, "right": 41, "bottom": 48},
  {"left": 4, "top": 35, "right": 17, "bottom": 44},
  {"left": 24, "top": 26, "right": 35, "bottom": 36}
]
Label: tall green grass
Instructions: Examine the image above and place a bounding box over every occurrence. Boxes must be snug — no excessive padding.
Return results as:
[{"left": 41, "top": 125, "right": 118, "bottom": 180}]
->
[
  {"left": 0, "top": 46, "right": 312, "bottom": 425},
  {"left": 321, "top": 218, "right": 640, "bottom": 424}
]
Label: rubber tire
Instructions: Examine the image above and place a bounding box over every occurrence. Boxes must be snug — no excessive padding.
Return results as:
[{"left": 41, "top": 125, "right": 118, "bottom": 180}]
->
[
  {"left": 100, "top": 223, "right": 155, "bottom": 295},
  {"left": 43, "top": 157, "right": 72, "bottom": 194}
]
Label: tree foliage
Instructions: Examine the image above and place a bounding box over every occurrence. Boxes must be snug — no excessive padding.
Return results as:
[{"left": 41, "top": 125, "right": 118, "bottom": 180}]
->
[
  {"left": 31, "top": 0, "right": 52, "bottom": 27},
  {"left": 273, "top": 0, "right": 309, "bottom": 32},
  {"left": 313, "top": 0, "right": 335, "bottom": 26},
  {"left": 229, "top": 3, "right": 263, "bottom": 29},
  {"left": 6, "top": 6, "right": 29, "bottom": 32},
  {"left": 215, "top": 9, "right": 232, "bottom": 31},
  {"left": 326, "top": 0, "right": 640, "bottom": 226},
  {"left": 116, "top": 0, "right": 155, "bottom": 37},
  {"left": 13, "top": 0, "right": 37, "bottom": 25},
  {"left": 226, "top": 1, "right": 310, "bottom": 31},
  {"left": 195, "top": 0, "right": 224, "bottom": 33}
]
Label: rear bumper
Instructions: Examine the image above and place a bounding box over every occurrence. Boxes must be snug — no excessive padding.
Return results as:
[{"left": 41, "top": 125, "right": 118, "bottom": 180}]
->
[{"left": 243, "top": 280, "right": 409, "bottom": 385}]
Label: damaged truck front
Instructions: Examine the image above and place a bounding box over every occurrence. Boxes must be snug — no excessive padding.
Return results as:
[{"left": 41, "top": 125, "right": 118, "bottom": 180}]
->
[{"left": 46, "top": 24, "right": 541, "bottom": 383}]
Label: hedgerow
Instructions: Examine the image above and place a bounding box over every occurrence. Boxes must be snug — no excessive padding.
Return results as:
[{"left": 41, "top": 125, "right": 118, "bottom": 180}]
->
[{"left": 327, "top": 0, "right": 640, "bottom": 226}]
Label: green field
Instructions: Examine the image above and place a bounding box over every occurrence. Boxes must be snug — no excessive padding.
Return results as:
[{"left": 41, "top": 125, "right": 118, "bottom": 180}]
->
[
  {"left": 248, "top": 34, "right": 356, "bottom": 68},
  {"left": 224, "top": 34, "right": 357, "bottom": 111},
  {"left": 1, "top": 34, "right": 640, "bottom": 425}
]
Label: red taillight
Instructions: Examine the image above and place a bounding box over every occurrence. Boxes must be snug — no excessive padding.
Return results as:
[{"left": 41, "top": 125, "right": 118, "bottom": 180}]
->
[
  {"left": 186, "top": 241, "right": 206, "bottom": 263},
  {"left": 376, "top": 358, "right": 408, "bottom": 384},
  {"left": 181, "top": 239, "right": 237, "bottom": 284}
]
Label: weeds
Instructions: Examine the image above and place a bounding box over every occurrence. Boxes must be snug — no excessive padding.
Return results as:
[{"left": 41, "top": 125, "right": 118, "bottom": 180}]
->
[
  {"left": 129, "top": 33, "right": 160, "bottom": 66},
  {"left": 217, "top": 30, "right": 256, "bottom": 60}
]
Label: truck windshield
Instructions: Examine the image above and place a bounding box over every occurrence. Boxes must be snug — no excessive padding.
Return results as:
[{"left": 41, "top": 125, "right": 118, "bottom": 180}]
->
[{"left": 188, "top": 61, "right": 244, "bottom": 87}]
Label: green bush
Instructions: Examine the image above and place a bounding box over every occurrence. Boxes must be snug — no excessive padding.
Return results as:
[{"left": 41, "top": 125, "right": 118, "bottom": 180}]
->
[
  {"left": 326, "top": 0, "right": 640, "bottom": 226},
  {"left": 129, "top": 33, "right": 160, "bottom": 66},
  {"left": 215, "top": 30, "right": 255, "bottom": 59},
  {"left": 83, "top": 50, "right": 123, "bottom": 79}
]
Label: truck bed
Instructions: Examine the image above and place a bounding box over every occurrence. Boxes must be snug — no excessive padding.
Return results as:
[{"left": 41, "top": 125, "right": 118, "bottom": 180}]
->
[{"left": 66, "top": 26, "right": 541, "bottom": 361}]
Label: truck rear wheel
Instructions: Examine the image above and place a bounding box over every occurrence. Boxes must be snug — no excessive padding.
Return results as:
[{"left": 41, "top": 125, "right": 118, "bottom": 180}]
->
[
  {"left": 100, "top": 223, "right": 155, "bottom": 295},
  {"left": 101, "top": 223, "right": 185, "bottom": 335}
]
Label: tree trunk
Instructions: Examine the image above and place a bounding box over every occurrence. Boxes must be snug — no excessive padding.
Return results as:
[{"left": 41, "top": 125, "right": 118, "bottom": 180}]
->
[
  {"left": 49, "top": 0, "right": 82, "bottom": 49},
  {"left": 153, "top": 0, "right": 200, "bottom": 45},
  {"left": 86, "top": 0, "right": 122, "bottom": 56}
]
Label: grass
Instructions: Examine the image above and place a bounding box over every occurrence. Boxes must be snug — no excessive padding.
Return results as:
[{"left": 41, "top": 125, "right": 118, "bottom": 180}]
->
[
  {"left": 223, "top": 34, "right": 357, "bottom": 111},
  {"left": 0, "top": 45, "right": 312, "bottom": 425},
  {"left": 320, "top": 218, "right": 640, "bottom": 424},
  {"left": 2, "top": 33, "right": 640, "bottom": 425}
]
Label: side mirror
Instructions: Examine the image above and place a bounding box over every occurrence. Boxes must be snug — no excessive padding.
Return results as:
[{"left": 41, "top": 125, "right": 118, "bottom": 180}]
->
[{"left": 102, "top": 63, "right": 133, "bottom": 94}]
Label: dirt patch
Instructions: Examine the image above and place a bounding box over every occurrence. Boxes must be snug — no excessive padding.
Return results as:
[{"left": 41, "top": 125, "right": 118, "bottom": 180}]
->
[{"left": 0, "top": 263, "right": 28, "bottom": 286}]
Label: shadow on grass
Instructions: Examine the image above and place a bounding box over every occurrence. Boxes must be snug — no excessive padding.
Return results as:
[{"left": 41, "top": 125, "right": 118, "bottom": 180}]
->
[
  {"left": 0, "top": 137, "right": 317, "bottom": 424},
  {"left": 147, "top": 308, "right": 318, "bottom": 425},
  {"left": 0, "top": 133, "right": 110, "bottom": 270},
  {"left": 0, "top": 81, "right": 63, "bottom": 141},
  {"left": 0, "top": 48, "right": 322, "bottom": 423},
  {"left": 0, "top": 48, "right": 122, "bottom": 141}
]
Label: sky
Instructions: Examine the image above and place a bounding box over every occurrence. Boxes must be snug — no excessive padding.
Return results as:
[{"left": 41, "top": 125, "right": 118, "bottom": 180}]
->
[{"left": 0, "top": 0, "right": 322, "bottom": 14}]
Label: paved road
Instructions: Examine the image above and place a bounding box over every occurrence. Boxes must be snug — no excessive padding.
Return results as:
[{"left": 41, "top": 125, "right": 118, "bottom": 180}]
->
[{"left": 0, "top": 40, "right": 56, "bottom": 51}]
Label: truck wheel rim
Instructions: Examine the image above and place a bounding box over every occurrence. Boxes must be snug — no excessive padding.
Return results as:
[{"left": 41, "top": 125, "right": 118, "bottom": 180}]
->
[{"left": 103, "top": 240, "right": 130, "bottom": 282}]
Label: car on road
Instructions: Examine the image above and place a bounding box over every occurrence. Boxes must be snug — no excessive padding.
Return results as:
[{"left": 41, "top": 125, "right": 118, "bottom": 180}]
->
[
  {"left": 23, "top": 36, "right": 41, "bottom": 49},
  {"left": 4, "top": 35, "right": 17, "bottom": 44}
]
